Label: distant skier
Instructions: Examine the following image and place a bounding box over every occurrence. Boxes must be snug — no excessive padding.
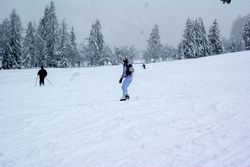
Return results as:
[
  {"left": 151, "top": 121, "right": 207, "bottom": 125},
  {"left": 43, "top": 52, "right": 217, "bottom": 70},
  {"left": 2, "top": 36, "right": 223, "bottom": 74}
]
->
[
  {"left": 37, "top": 65, "right": 47, "bottom": 86},
  {"left": 119, "top": 58, "right": 134, "bottom": 101},
  {"left": 142, "top": 63, "right": 146, "bottom": 69},
  {"left": 221, "top": 0, "right": 231, "bottom": 4}
]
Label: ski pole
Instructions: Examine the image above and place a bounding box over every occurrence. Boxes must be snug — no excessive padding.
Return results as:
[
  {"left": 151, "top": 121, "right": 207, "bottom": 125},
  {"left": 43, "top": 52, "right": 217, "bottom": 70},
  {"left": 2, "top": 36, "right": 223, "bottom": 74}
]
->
[
  {"left": 46, "top": 78, "right": 53, "bottom": 85},
  {"left": 35, "top": 76, "right": 38, "bottom": 87}
]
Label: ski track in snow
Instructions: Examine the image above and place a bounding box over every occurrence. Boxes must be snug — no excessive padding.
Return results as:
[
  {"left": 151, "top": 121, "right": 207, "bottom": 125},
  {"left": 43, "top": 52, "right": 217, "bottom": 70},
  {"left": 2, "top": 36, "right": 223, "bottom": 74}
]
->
[{"left": 0, "top": 51, "right": 250, "bottom": 167}]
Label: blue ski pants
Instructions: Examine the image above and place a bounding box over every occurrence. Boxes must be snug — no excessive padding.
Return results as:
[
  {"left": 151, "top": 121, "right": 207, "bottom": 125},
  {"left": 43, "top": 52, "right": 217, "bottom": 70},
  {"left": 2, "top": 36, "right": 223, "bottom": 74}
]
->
[{"left": 122, "top": 76, "right": 133, "bottom": 96}]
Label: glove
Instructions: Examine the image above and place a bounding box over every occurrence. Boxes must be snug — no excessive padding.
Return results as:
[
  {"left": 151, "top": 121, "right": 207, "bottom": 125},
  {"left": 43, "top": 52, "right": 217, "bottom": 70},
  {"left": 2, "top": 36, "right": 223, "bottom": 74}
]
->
[{"left": 119, "top": 78, "right": 123, "bottom": 84}]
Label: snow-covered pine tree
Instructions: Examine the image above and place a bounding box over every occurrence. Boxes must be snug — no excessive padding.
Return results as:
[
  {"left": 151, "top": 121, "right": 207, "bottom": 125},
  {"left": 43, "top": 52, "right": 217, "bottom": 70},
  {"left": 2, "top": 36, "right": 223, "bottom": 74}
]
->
[
  {"left": 222, "top": 37, "right": 232, "bottom": 53},
  {"left": 22, "top": 22, "right": 36, "bottom": 68},
  {"left": 177, "top": 41, "right": 185, "bottom": 60},
  {"left": 229, "top": 15, "right": 250, "bottom": 52},
  {"left": 79, "top": 43, "right": 89, "bottom": 66},
  {"left": 87, "top": 19, "right": 104, "bottom": 66},
  {"left": 182, "top": 18, "right": 196, "bottom": 59},
  {"left": 242, "top": 17, "right": 250, "bottom": 50},
  {"left": 208, "top": 19, "right": 224, "bottom": 55},
  {"left": 0, "top": 19, "right": 12, "bottom": 69},
  {"left": 35, "top": 2, "right": 60, "bottom": 67},
  {"left": 194, "top": 18, "right": 211, "bottom": 57},
  {"left": 161, "top": 45, "right": 177, "bottom": 61},
  {"left": 9, "top": 9, "right": 23, "bottom": 69},
  {"left": 46, "top": 1, "right": 60, "bottom": 67},
  {"left": 69, "top": 27, "right": 79, "bottom": 67},
  {"left": 102, "top": 45, "right": 114, "bottom": 65},
  {"left": 58, "top": 19, "right": 70, "bottom": 68},
  {"left": 144, "top": 24, "right": 161, "bottom": 63},
  {"left": 142, "top": 50, "right": 151, "bottom": 63},
  {"left": 127, "top": 45, "right": 138, "bottom": 62},
  {"left": 36, "top": 5, "right": 50, "bottom": 67}
]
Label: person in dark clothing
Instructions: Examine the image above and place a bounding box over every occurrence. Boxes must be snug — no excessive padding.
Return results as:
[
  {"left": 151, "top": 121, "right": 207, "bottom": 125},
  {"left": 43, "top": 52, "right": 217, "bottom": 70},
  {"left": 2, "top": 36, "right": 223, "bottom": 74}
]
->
[
  {"left": 37, "top": 65, "right": 47, "bottom": 86},
  {"left": 142, "top": 63, "right": 146, "bottom": 69},
  {"left": 221, "top": 0, "right": 231, "bottom": 4}
]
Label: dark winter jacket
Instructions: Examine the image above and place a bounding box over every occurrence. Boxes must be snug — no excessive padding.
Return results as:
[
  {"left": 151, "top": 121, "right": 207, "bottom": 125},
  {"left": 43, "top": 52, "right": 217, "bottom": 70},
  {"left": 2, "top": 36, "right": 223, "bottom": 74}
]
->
[
  {"left": 122, "top": 63, "right": 134, "bottom": 78},
  {"left": 37, "top": 68, "right": 47, "bottom": 79}
]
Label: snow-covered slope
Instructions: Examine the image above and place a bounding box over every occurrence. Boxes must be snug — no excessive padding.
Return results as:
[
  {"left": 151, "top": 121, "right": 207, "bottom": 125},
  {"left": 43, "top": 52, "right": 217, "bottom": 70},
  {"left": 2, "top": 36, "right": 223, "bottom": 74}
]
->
[{"left": 1, "top": 51, "right": 250, "bottom": 167}]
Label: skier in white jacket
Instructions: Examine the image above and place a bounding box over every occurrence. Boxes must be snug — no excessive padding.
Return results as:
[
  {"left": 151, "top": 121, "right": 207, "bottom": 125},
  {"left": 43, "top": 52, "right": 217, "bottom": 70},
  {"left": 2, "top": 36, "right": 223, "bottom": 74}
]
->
[{"left": 119, "top": 58, "right": 134, "bottom": 101}]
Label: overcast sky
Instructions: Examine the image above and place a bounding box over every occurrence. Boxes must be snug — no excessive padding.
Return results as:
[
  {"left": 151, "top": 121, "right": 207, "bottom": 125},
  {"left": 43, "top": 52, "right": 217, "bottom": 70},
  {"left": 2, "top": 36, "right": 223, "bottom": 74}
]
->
[{"left": 0, "top": 0, "right": 249, "bottom": 49}]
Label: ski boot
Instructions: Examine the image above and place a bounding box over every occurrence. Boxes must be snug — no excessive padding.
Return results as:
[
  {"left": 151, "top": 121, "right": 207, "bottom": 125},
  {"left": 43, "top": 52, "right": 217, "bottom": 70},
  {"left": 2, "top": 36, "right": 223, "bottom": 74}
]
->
[{"left": 120, "top": 95, "right": 130, "bottom": 101}]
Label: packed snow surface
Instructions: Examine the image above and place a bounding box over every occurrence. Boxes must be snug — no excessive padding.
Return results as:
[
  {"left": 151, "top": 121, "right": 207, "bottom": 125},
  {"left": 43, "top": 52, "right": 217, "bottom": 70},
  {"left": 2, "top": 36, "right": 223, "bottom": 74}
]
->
[{"left": 1, "top": 51, "right": 250, "bottom": 167}]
